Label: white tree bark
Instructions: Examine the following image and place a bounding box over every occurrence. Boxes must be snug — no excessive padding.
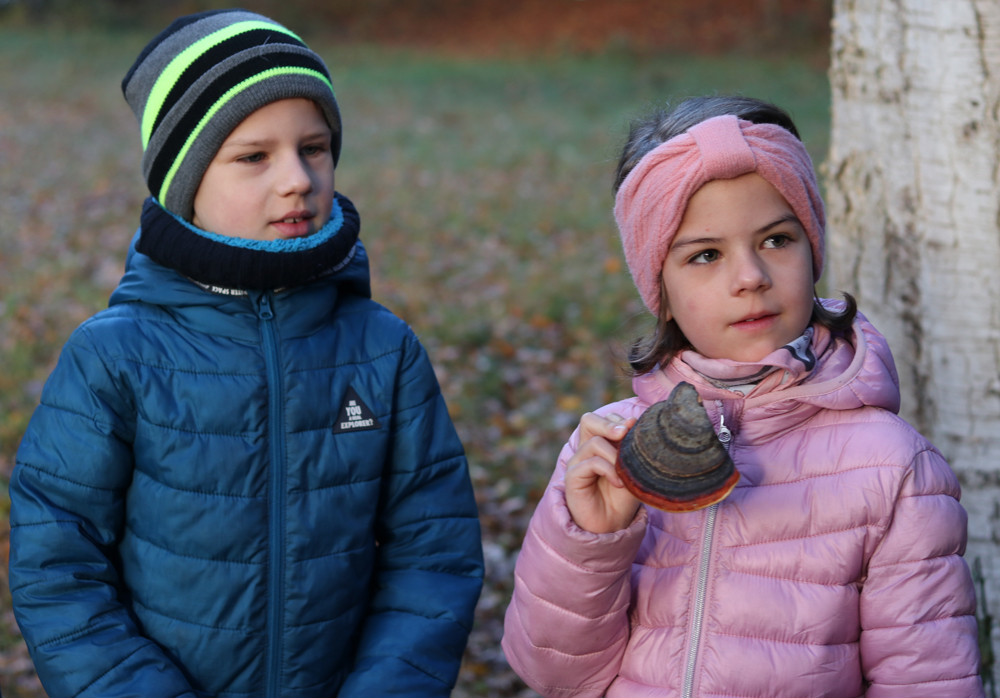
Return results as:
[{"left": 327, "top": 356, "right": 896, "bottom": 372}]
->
[{"left": 827, "top": 0, "right": 1000, "bottom": 662}]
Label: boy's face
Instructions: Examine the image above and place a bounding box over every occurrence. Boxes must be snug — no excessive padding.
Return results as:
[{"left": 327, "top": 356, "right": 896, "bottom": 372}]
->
[{"left": 192, "top": 98, "right": 335, "bottom": 241}]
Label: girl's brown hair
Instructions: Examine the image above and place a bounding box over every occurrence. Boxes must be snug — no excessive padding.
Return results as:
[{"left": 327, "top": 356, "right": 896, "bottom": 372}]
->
[{"left": 619, "top": 96, "right": 857, "bottom": 375}]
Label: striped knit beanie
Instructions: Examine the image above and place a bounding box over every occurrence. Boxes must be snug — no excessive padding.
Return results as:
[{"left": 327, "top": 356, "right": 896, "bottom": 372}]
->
[{"left": 122, "top": 9, "right": 341, "bottom": 221}]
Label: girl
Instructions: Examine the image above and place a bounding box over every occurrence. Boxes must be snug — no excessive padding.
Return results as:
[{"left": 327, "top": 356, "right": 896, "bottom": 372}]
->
[{"left": 502, "top": 96, "right": 983, "bottom": 698}]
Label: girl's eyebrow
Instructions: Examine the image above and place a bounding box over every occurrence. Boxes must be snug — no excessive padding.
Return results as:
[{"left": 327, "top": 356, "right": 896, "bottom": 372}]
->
[
  {"left": 756, "top": 213, "right": 801, "bottom": 234},
  {"left": 671, "top": 214, "right": 802, "bottom": 251},
  {"left": 671, "top": 236, "right": 722, "bottom": 250}
]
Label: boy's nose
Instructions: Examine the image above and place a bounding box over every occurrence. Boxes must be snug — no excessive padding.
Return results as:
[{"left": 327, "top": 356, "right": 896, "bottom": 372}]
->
[{"left": 277, "top": 155, "right": 314, "bottom": 196}]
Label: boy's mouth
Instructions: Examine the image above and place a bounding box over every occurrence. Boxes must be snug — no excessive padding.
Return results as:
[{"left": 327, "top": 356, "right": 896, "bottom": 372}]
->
[{"left": 272, "top": 211, "right": 315, "bottom": 238}]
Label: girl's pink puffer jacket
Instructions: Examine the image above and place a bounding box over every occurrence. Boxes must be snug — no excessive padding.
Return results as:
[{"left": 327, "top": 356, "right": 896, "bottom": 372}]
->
[{"left": 503, "top": 315, "right": 983, "bottom": 698}]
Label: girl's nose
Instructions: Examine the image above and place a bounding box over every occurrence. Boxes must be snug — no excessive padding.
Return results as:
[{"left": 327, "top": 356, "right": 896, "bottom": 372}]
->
[
  {"left": 277, "top": 154, "right": 314, "bottom": 196},
  {"left": 731, "top": 251, "right": 771, "bottom": 294}
]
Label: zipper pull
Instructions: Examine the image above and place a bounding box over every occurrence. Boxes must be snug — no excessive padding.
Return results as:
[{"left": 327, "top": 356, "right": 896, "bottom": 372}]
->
[
  {"left": 714, "top": 399, "right": 731, "bottom": 445},
  {"left": 256, "top": 293, "right": 274, "bottom": 320}
]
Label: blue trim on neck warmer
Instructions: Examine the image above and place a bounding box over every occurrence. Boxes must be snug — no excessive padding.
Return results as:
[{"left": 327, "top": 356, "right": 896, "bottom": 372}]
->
[{"left": 157, "top": 197, "right": 346, "bottom": 252}]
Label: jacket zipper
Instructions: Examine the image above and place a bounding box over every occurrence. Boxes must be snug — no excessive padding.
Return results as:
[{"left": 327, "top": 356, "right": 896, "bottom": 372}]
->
[
  {"left": 681, "top": 401, "right": 732, "bottom": 698},
  {"left": 256, "top": 293, "right": 286, "bottom": 698}
]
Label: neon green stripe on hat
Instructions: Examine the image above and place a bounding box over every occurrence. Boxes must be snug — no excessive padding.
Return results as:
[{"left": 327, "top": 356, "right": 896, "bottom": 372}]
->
[
  {"left": 157, "top": 67, "right": 334, "bottom": 204},
  {"left": 141, "top": 20, "right": 302, "bottom": 149}
]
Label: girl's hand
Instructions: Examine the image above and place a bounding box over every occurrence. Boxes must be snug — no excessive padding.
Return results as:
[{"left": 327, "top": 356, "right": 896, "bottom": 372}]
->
[{"left": 564, "top": 412, "right": 641, "bottom": 534}]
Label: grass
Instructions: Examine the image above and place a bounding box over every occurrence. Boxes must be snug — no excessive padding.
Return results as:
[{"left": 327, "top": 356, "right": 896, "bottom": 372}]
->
[{"left": 0, "top": 29, "right": 831, "bottom": 696}]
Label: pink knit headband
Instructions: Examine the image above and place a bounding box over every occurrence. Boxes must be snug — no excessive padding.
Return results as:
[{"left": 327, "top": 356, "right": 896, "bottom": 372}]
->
[{"left": 613, "top": 114, "right": 825, "bottom": 316}]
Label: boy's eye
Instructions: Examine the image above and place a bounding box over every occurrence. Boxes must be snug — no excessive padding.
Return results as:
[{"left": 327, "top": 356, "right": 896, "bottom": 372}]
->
[
  {"left": 301, "top": 143, "right": 328, "bottom": 156},
  {"left": 238, "top": 152, "right": 266, "bottom": 164},
  {"left": 689, "top": 249, "right": 720, "bottom": 264}
]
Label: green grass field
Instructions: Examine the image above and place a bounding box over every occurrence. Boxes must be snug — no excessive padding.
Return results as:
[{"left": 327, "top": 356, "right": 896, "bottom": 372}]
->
[{"left": 0, "top": 29, "right": 830, "bottom": 695}]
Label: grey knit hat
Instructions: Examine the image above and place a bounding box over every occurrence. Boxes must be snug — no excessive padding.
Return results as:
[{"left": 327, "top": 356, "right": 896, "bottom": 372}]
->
[{"left": 122, "top": 9, "right": 341, "bottom": 221}]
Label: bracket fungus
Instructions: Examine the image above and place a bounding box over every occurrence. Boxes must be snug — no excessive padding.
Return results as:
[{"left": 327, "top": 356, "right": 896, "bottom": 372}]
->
[{"left": 616, "top": 382, "right": 739, "bottom": 513}]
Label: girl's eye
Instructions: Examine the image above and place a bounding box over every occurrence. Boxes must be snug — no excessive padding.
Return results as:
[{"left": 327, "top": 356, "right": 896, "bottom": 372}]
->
[
  {"left": 238, "top": 152, "right": 265, "bottom": 164},
  {"left": 763, "top": 234, "right": 791, "bottom": 249},
  {"left": 689, "top": 249, "right": 720, "bottom": 264}
]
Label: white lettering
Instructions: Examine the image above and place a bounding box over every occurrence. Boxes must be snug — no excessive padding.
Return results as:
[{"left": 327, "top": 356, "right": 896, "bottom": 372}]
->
[{"left": 339, "top": 419, "right": 374, "bottom": 430}]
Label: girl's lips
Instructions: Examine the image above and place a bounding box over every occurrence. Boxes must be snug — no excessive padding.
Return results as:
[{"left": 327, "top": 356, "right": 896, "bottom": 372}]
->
[{"left": 731, "top": 313, "right": 778, "bottom": 331}]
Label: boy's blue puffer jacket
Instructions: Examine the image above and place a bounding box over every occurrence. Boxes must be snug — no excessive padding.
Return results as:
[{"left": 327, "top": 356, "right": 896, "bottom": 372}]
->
[{"left": 9, "top": 237, "right": 484, "bottom": 697}]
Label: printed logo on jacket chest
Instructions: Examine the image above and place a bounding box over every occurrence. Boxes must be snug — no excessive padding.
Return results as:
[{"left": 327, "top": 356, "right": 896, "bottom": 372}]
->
[{"left": 332, "top": 386, "right": 382, "bottom": 433}]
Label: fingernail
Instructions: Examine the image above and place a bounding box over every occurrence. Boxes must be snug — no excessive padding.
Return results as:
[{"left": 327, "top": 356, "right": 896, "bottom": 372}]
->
[{"left": 614, "top": 425, "right": 626, "bottom": 434}]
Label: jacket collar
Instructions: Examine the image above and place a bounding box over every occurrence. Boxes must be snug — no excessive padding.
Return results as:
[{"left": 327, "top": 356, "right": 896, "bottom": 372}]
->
[
  {"left": 109, "top": 232, "right": 372, "bottom": 343},
  {"left": 632, "top": 310, "right": 901, "bottom": 446}
]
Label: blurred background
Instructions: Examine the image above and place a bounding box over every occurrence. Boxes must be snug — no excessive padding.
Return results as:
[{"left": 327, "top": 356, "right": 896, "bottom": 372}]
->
[{"left": 0, "top": 1, "right": 832, "bottom": 694}]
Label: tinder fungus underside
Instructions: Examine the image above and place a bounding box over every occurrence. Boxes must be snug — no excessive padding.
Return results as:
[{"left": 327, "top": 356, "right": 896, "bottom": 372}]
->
[{"left": 616, "top": 382, "right": 739, "bottom": 513}]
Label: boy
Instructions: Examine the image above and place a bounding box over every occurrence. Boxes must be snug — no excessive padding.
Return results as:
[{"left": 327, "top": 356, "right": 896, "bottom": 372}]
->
[{"left": 8, "top": 10, "right": 484, "bottom": 697}]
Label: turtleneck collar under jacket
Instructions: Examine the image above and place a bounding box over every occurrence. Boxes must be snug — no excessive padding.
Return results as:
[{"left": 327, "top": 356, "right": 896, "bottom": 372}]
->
[
  {"left": 109, "top": 195, "right": 371, "bottom": 345},
  {"left": 134, "top": 192, "right": 361, "bottom": 292}
]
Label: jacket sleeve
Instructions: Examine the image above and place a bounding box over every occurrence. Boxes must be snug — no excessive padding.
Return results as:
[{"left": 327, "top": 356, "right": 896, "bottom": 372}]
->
[
  {"left": 337, "top": 333, "right": 484, "bottom": 697},
  {"left": 861, "top": 447, "right": 985, "bottom": 698},
  {"left": 501, "top": 425, "right": 648, "bottom": 698},
  {"left": 9, "top": 325, "right": 197, "bottom": 698}
]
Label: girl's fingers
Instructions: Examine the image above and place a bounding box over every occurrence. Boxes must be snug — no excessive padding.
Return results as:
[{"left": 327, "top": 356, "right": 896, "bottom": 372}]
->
[
  {"left": 566, "top": 434, "right": 621, "bottom": 470},
  {"left": 567, "top": 413, "right": 638, "bottom": 469},
  {"left": 578, "top": 412, "right": 635, "bottom": 444},
  {"left": 565, "top": 455, "right": 624, "bottom": 490},
  {"left": 564, "top": 411, "right": 642, "bottom": 534},
  {"left": 564, "top": 455, "right": 642, "bottom": 534}
]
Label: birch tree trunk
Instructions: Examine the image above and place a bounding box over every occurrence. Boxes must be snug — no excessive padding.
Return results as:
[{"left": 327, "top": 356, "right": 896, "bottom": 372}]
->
[{"left": 827, "top": 0, "right": 1000, "bottom": 665}]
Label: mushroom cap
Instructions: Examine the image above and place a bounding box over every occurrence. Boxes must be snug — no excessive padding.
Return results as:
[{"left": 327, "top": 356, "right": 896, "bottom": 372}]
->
[{"left": 616, "top": 382, "right": 739, "bottom": 512}]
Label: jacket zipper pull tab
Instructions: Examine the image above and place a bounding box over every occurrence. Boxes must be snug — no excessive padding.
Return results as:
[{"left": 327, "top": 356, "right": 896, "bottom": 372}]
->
[
  {"left": 256, "top": 293, "right": 274, "bottom": 321},
  {"left": 714, "top": 399, "right": 731, "bottom": 445}
]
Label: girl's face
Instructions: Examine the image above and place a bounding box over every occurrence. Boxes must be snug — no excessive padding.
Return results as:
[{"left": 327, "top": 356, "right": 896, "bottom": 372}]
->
[{"left": 661, "top": 172, "right": 814, "bottom": 363}]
